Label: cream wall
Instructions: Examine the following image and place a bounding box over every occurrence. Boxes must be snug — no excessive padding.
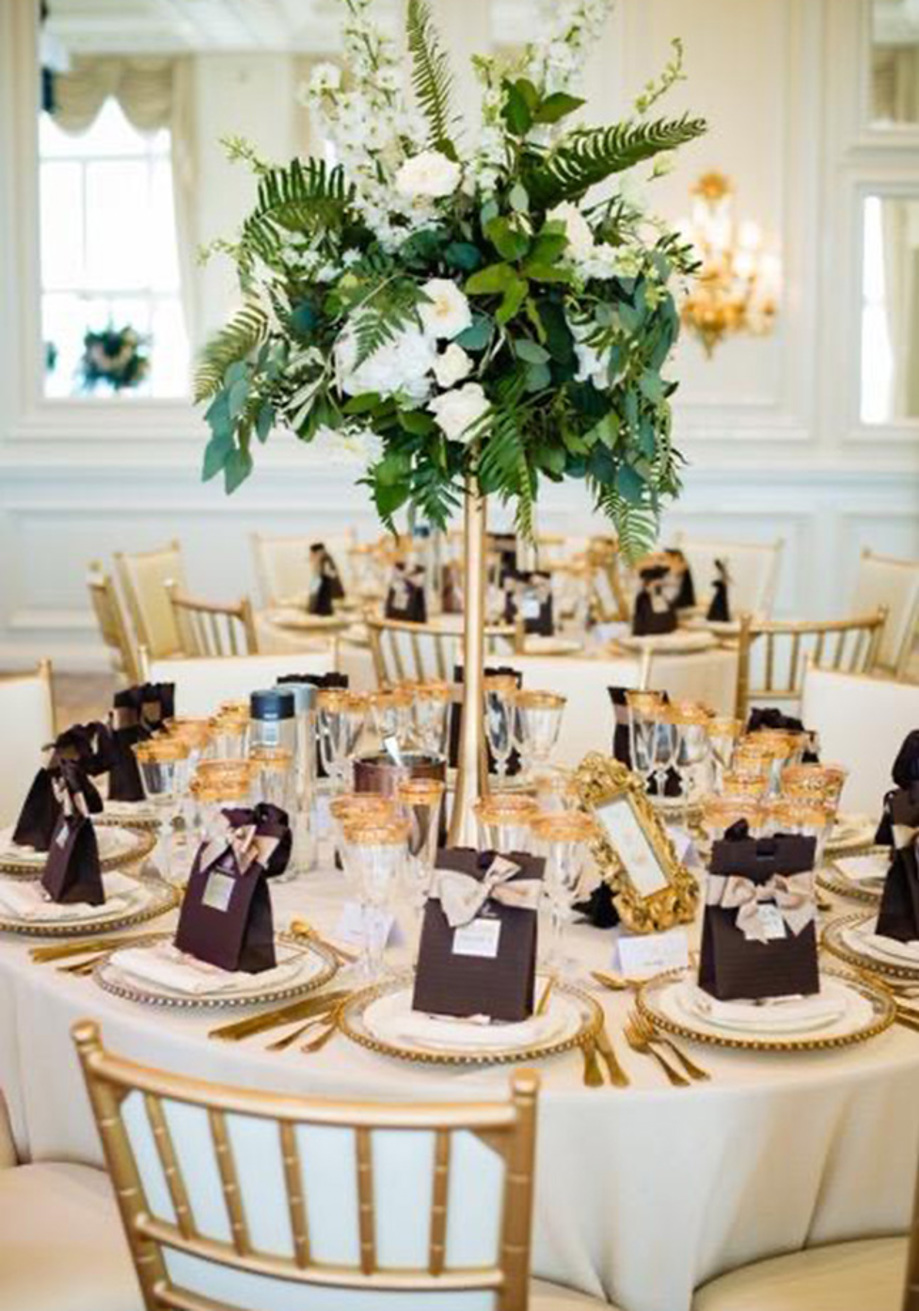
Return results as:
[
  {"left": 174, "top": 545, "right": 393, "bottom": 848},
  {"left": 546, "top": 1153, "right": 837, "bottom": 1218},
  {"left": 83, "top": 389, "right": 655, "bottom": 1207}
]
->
[{"left": 0, "top": 0, "right": 917, "bottom": 670}]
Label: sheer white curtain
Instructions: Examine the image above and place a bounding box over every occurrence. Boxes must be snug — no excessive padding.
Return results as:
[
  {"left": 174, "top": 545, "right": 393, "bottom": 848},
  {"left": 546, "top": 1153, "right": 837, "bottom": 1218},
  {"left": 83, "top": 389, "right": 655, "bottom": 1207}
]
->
[{"left": 51, "top": 55, "right": 198, "bottom": 349}]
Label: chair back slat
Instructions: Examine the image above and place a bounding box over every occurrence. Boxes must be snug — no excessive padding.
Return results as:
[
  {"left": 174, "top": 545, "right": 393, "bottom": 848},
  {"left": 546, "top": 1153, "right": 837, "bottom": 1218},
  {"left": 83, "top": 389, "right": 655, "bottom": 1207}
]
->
[
  {"left": 368, "top": 616, "right": 515, "bottom": 689},
  {"left": 73, "top": 1022, "right": 539, "bottom": 1311},
  {"left": 116, "top": 540, "right": 186, "bottom": 659},
  {"left": 734, "top": 608, "right": 888, "bottom": 720},
  {"left": 166, "top": 584, "right": 259, "bottom": 659},
  {"left": 87, "top": 567, "right": 140, "bottom": 682}
]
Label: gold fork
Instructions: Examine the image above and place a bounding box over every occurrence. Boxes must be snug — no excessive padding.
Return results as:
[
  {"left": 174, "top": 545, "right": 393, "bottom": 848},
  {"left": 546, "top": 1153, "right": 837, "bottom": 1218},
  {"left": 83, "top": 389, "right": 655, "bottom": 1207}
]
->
[
  {"left": 624, "top": 1013, "right": 689, "bottom": 1087},
  {"left": 265, "top": 1012, "right": 337, "bottom": 1052},
  {"left": 580, "top": 1036, "right": 604, "bottom": 1087},
  {"left": 289, "top": 919, "right": 359, "bottom": 964},
  {"left": 631, "top": 1010, "right": 710, "bottom": 1082}
]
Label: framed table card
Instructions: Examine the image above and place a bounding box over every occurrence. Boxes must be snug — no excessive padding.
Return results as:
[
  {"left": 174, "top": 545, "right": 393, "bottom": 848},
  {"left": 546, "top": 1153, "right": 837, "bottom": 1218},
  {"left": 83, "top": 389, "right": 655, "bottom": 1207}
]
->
[{"left": 574, "top": 753, "right": 699, "bottom": 932}]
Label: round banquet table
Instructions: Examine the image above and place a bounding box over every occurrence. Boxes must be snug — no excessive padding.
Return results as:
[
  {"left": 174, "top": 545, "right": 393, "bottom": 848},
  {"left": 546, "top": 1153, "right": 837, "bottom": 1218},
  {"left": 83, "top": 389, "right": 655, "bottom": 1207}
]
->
[{"left": 0, "top": 863, "right": 915, "bottom": 1311}]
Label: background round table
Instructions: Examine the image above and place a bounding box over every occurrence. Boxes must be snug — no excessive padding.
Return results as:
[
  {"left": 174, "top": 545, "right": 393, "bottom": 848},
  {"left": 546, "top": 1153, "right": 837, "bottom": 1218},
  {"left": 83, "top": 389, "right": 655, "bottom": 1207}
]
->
[{"left": 0, "top": 869, "right": 914, "bottom": 1311}]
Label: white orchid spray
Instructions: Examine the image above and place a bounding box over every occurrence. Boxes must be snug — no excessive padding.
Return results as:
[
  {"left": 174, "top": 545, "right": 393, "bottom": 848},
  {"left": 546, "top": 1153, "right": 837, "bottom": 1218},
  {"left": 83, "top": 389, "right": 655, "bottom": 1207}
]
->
[{"left": 197, "top": 0, "right": 705, "bottom": 555}]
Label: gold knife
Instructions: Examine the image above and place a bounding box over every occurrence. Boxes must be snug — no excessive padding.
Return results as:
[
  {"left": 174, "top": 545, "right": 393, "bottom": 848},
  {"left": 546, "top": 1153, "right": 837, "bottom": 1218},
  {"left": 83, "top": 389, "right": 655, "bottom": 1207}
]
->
[
  {"left": 208, "top": 989, "right": 351, "bottom": 1042},
  {"left": 594, "top": 1023, "right": 630, "bottom": 1087},
  {"left": 31, "top": 933, "right": 152, "bottom": 963}
]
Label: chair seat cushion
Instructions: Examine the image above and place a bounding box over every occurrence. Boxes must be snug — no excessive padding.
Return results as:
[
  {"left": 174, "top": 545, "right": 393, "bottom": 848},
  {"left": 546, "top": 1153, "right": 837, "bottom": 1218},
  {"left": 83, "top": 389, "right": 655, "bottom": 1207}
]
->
[
  {"left": 530, "top": 1277, "right": 621, "bottom": 1310},
  {"left": 0, "top": 1161, "right": 143, "bottom": 1311},
  {"left": 692, "top": 1236, "right": 907, "bottom": 1311}
]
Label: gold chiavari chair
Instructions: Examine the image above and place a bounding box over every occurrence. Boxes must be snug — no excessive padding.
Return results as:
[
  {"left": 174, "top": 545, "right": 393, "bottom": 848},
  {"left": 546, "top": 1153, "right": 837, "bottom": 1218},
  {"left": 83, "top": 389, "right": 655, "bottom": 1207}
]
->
[
  {"left": 367, "top": 614, "right": 518, "bottom": 686},
  {"left": 734, "top": 607, "right": 888, "bottom": 721},
  {"left": 586, "top": 537, "right": 630, "bottom": 622},
  {"left": 87, "top": 563, "right": 140, "bottom": 684},
  {"left": 251, "top": 530, "right": 357, "bottom": 607},
  {"left": 115, "top": 539, "right": 187, "bottom": 659},
  {"left": 73, "top": 1023, "right": 606, "bottom": 1311},
  {"left": 165, "top": 582, "right": 259, "bottom": 658}
]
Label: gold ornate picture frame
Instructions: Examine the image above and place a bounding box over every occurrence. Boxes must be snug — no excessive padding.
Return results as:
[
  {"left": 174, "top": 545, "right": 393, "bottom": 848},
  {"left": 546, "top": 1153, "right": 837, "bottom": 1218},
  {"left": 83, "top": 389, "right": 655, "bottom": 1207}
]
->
[{"left": 574, "top": 752, "right": 699, "bottom": 933}]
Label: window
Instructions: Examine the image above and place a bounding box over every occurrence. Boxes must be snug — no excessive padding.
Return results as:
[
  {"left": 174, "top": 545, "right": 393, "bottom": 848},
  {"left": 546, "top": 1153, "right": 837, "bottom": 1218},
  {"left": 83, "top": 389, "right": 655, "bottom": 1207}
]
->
[{"left": 39, "top": 98, "right": 189, "bottom": 398}]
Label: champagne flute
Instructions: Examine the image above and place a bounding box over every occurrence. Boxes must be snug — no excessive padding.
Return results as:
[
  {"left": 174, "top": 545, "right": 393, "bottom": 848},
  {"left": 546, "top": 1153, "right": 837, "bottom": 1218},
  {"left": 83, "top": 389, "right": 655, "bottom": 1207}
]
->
[
  {"left": 706, "top": 716, "right": 742, "bottom": 792},
  {"left": 317, "top": 690, "right": 366, "bottom": 791},
  {"left": 396, "top": 777, "right": 445, "bottom": 959},
  {"left": 368, "top": 688, "right": 413, "bottom": 756},
  {"left": 530, "top": 811, "right": 597, "bottom": 980},
  {"left": 483, "top": 674, "right": 517, "bottom": 785},
  {"left": 342, "top": 817, "right": 410, "bottom": 982},
  {"left": 649, "top": 707, "right": 681, "bottom": 805}
]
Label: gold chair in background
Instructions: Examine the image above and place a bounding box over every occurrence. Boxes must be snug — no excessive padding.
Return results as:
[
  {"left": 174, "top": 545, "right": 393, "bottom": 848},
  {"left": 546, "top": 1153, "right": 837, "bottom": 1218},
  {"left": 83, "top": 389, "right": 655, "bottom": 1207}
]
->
[
  {"left": 367, "top": 614, "right": 518, "bottom": 685},
  {"left": 87, "top": 564, "right": 140, "bottom": 684},
  {"left": 165, "top": 582, "right": 258, "bottom": 657},
  {"left": 734, "top": 607, "right": 888, "bottom": 721},
  {"left": 851, "top": 546, "right": 919, "bottom": 678},
  {"left": 74, "top": 1022, "right": 607, "bottom": 1310},
  {"left": 115, "top": 540, "right": 187, "bottom": 660},
  {"left": 251, "top": 529, "right": 357, "bottom": 606}
]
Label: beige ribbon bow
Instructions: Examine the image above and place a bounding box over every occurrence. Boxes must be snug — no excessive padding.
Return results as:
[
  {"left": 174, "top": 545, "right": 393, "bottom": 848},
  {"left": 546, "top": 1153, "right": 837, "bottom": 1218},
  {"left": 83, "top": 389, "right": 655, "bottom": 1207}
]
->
[
  {"left": 434, "top": 855, "right": 542, "bottom": 929},
  {"left": 892, "top": 823, "right": 919, "bottom": 854},
  {"left": 706, "top": 871, "right": 815, "bottom": 944},
  {"left": 201, "top": 823, "right": 280, "bottom": 878}
]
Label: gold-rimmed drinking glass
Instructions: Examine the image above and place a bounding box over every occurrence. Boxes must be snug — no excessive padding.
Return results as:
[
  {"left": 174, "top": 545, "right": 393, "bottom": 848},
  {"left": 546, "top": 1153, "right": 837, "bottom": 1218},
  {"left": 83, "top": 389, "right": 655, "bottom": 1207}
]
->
[
  {"left": 317, "top": 690, "right": 367, "bottom": 791},
  {"left": 368, "top": 688, "right": 413, "bottom": 755},
  {"left": 700, "top": 797, "right": 765, "bottom": 844},
  {"left": 210, "top": 709, "right": 250, "bottom": 760},
  {"left": 483, "top": 674, "right": 518, "bottom": 784},
  {"left": 625, "top": 690, "right": 665, "bottom": 794},
  {"left": 670, "top": 701, "right": 711, "bottom": 821},
  {"left": 512, "top": 690, "right": 566, "bottom": 777},
  {"left": 396, "top": 777, "right": 446, "bottom": 956},
  {"left": 413, "top": 680, "right": 452, "bottom": 757},
  {"left": 707, "top": 716, "right": 742, "bottom": 791},
  {"left": 533, "top": 770, "right": 579, "bottom": 813},
  {"left": 342, "top": 816, "right": 410, "bottom": 981},
  {"left": 764, "top": 798, "right": 833, "bottom": 864},
  {"left": 530, "top": 811, "right": 598, "bottom": 979},
  {"left": 781, "top": 762, "right": 848, "bottom": 809},
  {"left": 734, "top": 735, "right": 793, "bottom": 796},
  {"left": 165, "top": 719, "right": 213, "bottom": 840},
  {"left": 474, "top": 794, "right": 539, "bottom": 855},
  {"left": 133, "top": 737, "right": 189, "bottom": 883},
  {"left": 328, "top": 793, "right": 396, "bottom": 893}
]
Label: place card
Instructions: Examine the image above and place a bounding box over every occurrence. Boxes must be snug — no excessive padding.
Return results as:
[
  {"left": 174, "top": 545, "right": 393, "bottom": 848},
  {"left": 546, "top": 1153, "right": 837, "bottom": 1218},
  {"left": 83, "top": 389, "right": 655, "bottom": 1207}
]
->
[
  {"left": 335, "top": 901, "right": 402, "bottom": 951},
  {"left": 452, "top": 916, "right": 502, "bottom": 959},
  {"left": 616, "top": 928, "right": 690, "bottom": 978}
]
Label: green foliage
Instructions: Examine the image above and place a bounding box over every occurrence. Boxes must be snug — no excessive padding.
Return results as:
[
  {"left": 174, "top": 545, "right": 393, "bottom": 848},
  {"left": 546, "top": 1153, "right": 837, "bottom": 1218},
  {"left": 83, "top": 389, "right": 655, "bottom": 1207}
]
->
[
  {"left": 634, "top": 38, "right": 685, "bottom": 115},
  {"left": 350, "top": 277, "right": 429, "bottom": 368},
  {"left": 407, "top": 0, "right": 456, "bottom": 155},
  {"left": 236, "top": 159, "right": 355, "bottom": 274},
  {"left": 527, "top": 114, "right": 707, "bottom": 207},
  {"left": 194, "top": 302, "right": 267, "bottom": 402}
]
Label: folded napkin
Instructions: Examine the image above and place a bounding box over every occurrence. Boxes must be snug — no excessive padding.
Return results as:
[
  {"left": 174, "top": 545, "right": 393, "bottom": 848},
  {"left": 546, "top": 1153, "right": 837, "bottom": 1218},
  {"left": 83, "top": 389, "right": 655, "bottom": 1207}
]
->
[
  {"left": 849, "top": 929, "right": 919, "bottom": 966},
  {"left": 835, "top": 854, "right": 889, "bottom": 886},
  {"left": 0, "top": 824, "right": 130, "bottom": 862},
  {"left": 109, "top": 940, "right": 303, "bottom": 996},
  {"left": 0, "top": 870, "right": 139, "bottom": 922},
  {"left": 365, "top": 991, "right": 566, "bottom": 1051},
  {"left": 685, "top": 983, "right": 846, "bottom": 1033}
]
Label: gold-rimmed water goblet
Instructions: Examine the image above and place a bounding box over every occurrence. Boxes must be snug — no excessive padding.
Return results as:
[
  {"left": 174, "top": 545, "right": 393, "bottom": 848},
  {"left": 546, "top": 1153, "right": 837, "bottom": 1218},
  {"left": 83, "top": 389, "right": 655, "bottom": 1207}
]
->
[
  {"left": 625, "top": 690, "right": 665, "bottom": 794},
  {"left": 483, "top": 674, "right": 518, "bottom": 786},
  {"left": 368, "top": 687, "right": 414, "bottom": 758},
  {"left": 413, "top": 680, "right": 452, "bottom": 758},
  {"left": 342, "top": 816, "right": 411, "bottom": 982},
  {"left": 316, "top": 689, "right": 367, "bottom": 792},
  {"left": 669, "top": 701, "right": 712, "bottom": 824},
  {"left": 530, "top": 810, "right": 598, "bottom": 981},
  {"left": 133, "top": 737, "right": 189, "bottom": 883},
  {"left": 700, "top": 796, "right": 765, "bottom": 847},
  {"left": 473, "top": 793, "right": 540, "bottom": 855},
  {"left": 328, "top": 792, "right": 397, "bottom": 893},
  {"left": 512, "top": 689, "right": 566, "bottom": 780},
  {"left": 395, "top": 777, "right": 446, "bottom": 960},
  {"left": 706, "top": 715, "right": 742, "bottom": 792},
  {"left": 210, "top": 708, "right": 250, "bottom": 761}
]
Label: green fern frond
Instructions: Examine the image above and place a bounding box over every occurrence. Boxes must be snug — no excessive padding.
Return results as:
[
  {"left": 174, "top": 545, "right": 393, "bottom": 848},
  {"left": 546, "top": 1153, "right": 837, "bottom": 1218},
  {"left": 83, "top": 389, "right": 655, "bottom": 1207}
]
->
[
  {"left": 528, "top": 114, "right": 707, "bottom": 207},
  {"left": 406, "top": 0, "right": 455, "bottom": 154},
  {"left": 476, "top": 392, "right": 537, "bottom": 540},
  {"left": 350, "top": 278, "right": 427, "bottom": 369},
  {"left": 590, "top": 479, "right": 660, "bottom": 562},
  {"left": 232, "top": 158, "right": 355, "bottom": 277},
  {"left": 194, "top": 302, "right": 268, "bottom": 402}
]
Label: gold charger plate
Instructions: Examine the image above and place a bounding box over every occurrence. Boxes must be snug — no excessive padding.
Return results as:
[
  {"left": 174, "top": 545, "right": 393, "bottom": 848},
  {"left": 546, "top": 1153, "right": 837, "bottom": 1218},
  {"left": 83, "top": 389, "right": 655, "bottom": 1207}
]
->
[
  {"left": 825, "top": 815, "right": 879, "bottom": 858},
  {"left": 93, "top": 931, "right": 338, "bottom": 1009},
  {"left": 817, "top": 851, "right": 888, "bottom": 907},
  {"left": 0, "top": 873, "right": 178, "bottom": 938},
  {"left": 822, "top": 910, "right": 919, "bottom": 982},
  {"left": 337, "top": 973, "right": 602, "bottom": 1066},
  {"left": 97, "top": 805, "right": 160, "bottom": 833},
  {"left": 636, "top": 969, "right": 895, "bottom": 1052},
  {"left": 0, "top": 824, "right": 156, "bottom": 879}
]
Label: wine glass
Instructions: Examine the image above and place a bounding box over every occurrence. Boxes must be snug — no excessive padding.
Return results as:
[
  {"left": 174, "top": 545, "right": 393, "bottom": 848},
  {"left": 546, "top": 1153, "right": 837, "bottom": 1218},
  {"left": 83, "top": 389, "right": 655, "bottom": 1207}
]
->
[
  {"left": 133, "top": 737, "right": 188, "bottom": 883},
  {"left": 396, "top": 777, "right": 445, "bottom": 959},
  {"left": 368, "top": 688, "right": 413, "bottom": 757},
  {"left": 766, "top": 798, "right": 834, "bottom": 865},
  {"left": 317, "top": 690, "right": 367, "bottom": 791},
  {"left": 512, "top": 690, "right": 566, "bottom": 778},
  {"left": 474, "top": 794, "right": 539, "bottom": 854},
  {"left": 329, "top": 792, "right": 396, "bottom": 880},
  {"left": 530, "top": 811, "right": 597, "bottom": 980},
  {"left": 342, "top": 817, "right": 410, "bottom": 982},
  {"left": 719, "top": 766, "right": 770, "bottom": 801},
  {"left": 625, "top": 690, "right": 664, "bottom": 793},
  {"left": 733, "top": 736, "right": 791, "bottom": 797},
  {"left": 669, "top": 701, "right": 711, "bottom": 824},
  {"left": 483, "top": 674, "right": 517, "bottom": 785},
  {"left": 781, "top": 763, "right": 848, "bottom": 809},
  {"left": 706, "top": 716, "right": 742, "bottom": 792},
  {"left": 649, "top": 707, "right": 681, "bottom": 805},
  {"left": 413, "top": 680, "right": 452, "bottom": 757},
  {"left": 700, "top": 797, "right": 765, "bottom": 848},
  {"left": 533, "top": 769, "right": 580, "bottom": 813}
]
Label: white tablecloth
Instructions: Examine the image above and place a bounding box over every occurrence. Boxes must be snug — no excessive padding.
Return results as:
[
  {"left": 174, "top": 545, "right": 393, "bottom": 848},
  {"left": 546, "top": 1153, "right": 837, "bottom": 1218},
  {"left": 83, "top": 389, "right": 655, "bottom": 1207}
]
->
[{"left": 0, "top": 866, "right": 914, "bottom": 1311}]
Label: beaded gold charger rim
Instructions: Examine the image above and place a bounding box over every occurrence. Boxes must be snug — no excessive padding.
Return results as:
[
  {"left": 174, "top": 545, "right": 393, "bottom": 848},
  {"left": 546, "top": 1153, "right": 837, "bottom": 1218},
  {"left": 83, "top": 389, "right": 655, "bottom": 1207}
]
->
[
  {"left": 96, "top": 808, "right": 160, "bottom": 833},
  {"left": 337, "top": 972, "right": 603, "bottom": 1066},
  {"left": 635, "top": 968, "right": 895, "bottom": 1052},
  {"left": 0, "top": 825, "right": 156, "bottom": 879},
  {"left": 92, "top": 930, "right": 339, "bottom": 1009},
  {"left": 0, "top": 874, "right": 179, "bottom": 939},
  {"left": 821, "top": 910, "right": 919, "bottom": 982},
  {"left": 825, "top": 816, "right": 880, "bottom": 858},
  {"left": 817, "top": 851, "right": 887, "bottom": 907}
]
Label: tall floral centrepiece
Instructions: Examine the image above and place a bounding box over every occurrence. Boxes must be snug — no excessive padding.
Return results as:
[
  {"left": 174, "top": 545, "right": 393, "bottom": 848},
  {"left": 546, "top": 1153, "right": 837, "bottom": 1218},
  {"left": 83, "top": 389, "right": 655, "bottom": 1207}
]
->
[
  {"left": 198, "top": 0, "right": 704, "bottom": 552},
  {"left": 197, "top": 0, "right": 705, "bottom": 838}
]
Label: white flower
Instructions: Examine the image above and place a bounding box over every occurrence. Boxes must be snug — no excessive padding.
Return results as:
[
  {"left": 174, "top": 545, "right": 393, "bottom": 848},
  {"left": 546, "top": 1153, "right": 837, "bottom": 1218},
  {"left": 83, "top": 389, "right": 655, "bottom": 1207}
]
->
[
  {"left": 419, "top": 279, "right": 473, "bottom": 340},
  {"left": 573, "top": 340, "right": 608, "bottom": 389},
  {"left": 433, "top": 343, "right": 473, "bottom": 388},
  {"left": 335, "top": 325, "right": 437, "bottom": 405},
  {"left": 548, "top": 202, "right": 595, "bottom": 262},
  {"left": 395, "top": 149, "right": 461, "bottom": 199},
  {"left": 428, "top": 382, "right": 490, "bottom": 443},
  {"left": 308, "top": 62, "right": 341, "bottom": 95}
]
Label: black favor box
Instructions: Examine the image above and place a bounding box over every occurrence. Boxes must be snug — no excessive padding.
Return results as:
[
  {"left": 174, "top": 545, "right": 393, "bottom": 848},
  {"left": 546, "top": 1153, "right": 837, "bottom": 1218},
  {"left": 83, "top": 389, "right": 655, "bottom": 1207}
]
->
[
  {"left": 41, "top": 814, "right": 104, "bottom": 906},
  {"left": 876, "top": 787, "right": 919, "bottom": 943}
]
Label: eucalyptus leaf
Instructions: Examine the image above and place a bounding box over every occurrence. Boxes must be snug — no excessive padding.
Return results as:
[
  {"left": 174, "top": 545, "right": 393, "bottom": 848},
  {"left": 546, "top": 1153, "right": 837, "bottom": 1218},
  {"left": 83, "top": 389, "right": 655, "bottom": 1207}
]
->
[
  {"left": 525, "top": 361, "right": 552, "bottom": 391},
  {"left": 201, "top": 430, "right": 234, "bottom": 482},
  {"left": 509, "top": 182, "right": 529, "bottom": 213},
  {"left": 455, "top": 314, "right": 492, "bottom": 351},
  {"left": 255, "top": 402, "right": 275, "bottom": 443},
  {"left": 223, "top": 446, "right": 253, "bottom": 494},
  {"left": 444, "top": 241, "right": 483, "bottom": 271},
  {"left": 514, "top": 338, "right": 550, "bottom": 364},
  {"left": 227, "top": 377, "right": 250, "bottom": 421},
  {"left": 534, "top": 91, "right": 585, "bottom": 124}
]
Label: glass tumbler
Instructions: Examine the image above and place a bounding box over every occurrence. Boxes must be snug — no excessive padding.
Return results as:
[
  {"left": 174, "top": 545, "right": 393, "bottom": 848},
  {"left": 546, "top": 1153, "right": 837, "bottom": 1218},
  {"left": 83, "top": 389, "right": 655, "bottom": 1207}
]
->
[{"left": 474, "top": 794, "right": 539, "bottom": 855}]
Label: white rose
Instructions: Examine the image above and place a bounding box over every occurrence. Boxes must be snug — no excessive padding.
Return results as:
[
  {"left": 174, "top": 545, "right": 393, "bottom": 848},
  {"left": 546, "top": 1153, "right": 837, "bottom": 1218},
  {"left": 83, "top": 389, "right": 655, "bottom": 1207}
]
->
[
  {"left": 395, "top": 149, "right": 462, "bottom": 199},
  {"left": 308, "top": 62, "right": 341, "bottom": 95},
  {"left": 335, "top": 325, "right": 436, "bottom": 405},
  {"left": 574, "top": 339, "right": 608, "bottom": 389},
  {"left": 428, "top": 382, "right": 490, "bottom": 443},
  {"left": 433, "top": 343, "right": 473, "bottom": 388},
  {"left": 419, "top": 278, "right": 473, "bottom": 340},
  {"left": 548, "top": 201, "right": 595, "bottom": 262}
]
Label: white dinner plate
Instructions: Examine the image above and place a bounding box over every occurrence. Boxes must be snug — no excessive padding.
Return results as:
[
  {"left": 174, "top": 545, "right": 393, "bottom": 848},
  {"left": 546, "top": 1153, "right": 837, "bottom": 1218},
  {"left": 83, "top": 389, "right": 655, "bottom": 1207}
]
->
[
  {"left": 0, "top": 871, "right": 177, "bottom": 937},
  {"left": 0, "top": 823, "right": 154, "bottom": 875},
  {"left": 680, "top": 615, "right": 742, "bottom": 637},
  {"left": 616, "top": 630, "right": 718, "bottom": 655},
  {"left": 841, "top": 923, "right": 919, "bottom": 968},
  {"left": 522, "top": 636, "right": 583, "bottom": 656}
]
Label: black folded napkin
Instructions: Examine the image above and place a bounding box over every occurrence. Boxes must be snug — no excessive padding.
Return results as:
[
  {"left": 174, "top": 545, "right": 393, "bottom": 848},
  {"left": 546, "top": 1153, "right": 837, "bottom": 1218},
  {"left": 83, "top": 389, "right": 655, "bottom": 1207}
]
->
[
  {"left": 173, "top": 803, "right": 292, "bottom": 973},
  {"left": 40, "top": 766, "right": 104, "bottom": 906},
  {"left": 308, "top": 542, "right": 344, "bottom": 615},
  {"left": 707, "top": 559, "right": 730, "bottom": 623},
  {"left": 632, "top": 565, "right": 677, "bottom": 636},
  {"left": 665, "top": 548, "right": 696, "bottom": 610},
  {"left": 413, "top": 848, "right": 543, "bottom": 1022},
  {"left": 503, "top": 569, "right": 554, "bottom": 636},
  {"left": 699, "top": 823, "right": 819, "bottom": 1001},
  {"left": 876, "top": 786, "right": 919, "bottom": 943},
  {"left": 12, "top": 723, "right": 105, "bottom": 851},
  {"left": 385, "top": 563, "right": 427, "bottom": 623},
  {"left": 876, "top": 731, "right": 919, "bottom": 845}
]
